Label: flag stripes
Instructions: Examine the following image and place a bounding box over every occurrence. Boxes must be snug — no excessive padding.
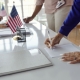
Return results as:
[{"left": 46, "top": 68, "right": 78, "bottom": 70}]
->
[
  {"left": 7, "top": 5, "right": 22, "bottom": 33},
  {"left": 0, "top": 4, "right": 7, "bottom": 17}
]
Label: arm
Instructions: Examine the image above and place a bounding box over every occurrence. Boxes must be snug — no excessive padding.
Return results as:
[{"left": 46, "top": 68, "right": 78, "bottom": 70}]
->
[
  {"left": 31, "top": 0, "right": 44, "bottom": 18},
  {"left": 59, "top": 0, "right": 80, "bottom": 36},
  {"left": 45, "top": 0, "right": 80, "bottom": 47},
  {"left": 23, "top": 0, "right": 44, "bottom": 23},
  {"left": 31, "top": 5, "right": 43, "bottom": 19},
  {"left": 23, "top": 5, "right": 42, "bottom": 23}
]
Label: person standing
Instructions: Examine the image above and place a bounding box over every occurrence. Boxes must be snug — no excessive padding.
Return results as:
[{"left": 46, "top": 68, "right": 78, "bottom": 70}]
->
[
  {"left": 45, "top": 0, "right": 80, "bottom": 64},
  {"left": 45, "top": 0, "right": 80, "bottom": 48},
  {"left": 23, "top": 0, "right": 73, "bottom": 32}
]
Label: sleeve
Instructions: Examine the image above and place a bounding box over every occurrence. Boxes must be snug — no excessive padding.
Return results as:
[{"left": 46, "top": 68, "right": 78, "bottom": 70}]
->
[
  {"left": 36, "top": 0, "right": 44, "bottom": 5},
  {"left": 59, "top": 0, "right": 80, "bottom": 36}
]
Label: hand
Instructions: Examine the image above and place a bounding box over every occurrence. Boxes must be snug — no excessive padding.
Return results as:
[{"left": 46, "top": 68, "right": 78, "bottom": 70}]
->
[
  {"left": 62, "top": 52, "right": 80, "bottom": 64},
  {"left": 0, "top": 16, "right": 3, "bottom": 21},
  {"left": 23, "top": 17, "right": 33, "bottom": 23},
  {"left": 0, "top": 23, "right": 8, "bottom": 28},
  {"left": 45, "top": 33, "right": 64, "bottom": 48},
  {"left": 45, "top": 38, "right": 53, "bottom": 48}
]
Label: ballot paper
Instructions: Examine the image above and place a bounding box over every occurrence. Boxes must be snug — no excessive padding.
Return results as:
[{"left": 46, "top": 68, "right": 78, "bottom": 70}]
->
[{"left": 45, "top": 44, "right": 80, "bottom": 58}]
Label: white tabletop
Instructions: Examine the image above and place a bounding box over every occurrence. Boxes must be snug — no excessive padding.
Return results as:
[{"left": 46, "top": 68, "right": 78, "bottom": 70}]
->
[{"left": 0, "top": 20, "right": 80, "bottom": 80}]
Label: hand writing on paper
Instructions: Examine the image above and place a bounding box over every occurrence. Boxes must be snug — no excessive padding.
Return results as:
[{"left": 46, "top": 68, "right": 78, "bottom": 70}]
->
[
  {"left": 45, "top": 38, "right": 53, "bottom": 48},
  {"left": 61, "top": 52, "right": 80, "bottom": 64},
  {"left": 45, "top": 33, "right": 64, "bottom": 48}
]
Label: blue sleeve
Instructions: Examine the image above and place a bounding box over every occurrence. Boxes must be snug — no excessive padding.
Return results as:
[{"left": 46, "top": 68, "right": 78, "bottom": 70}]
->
[{"left": 59, "top": 0, "right": 80, "bottom": 36}]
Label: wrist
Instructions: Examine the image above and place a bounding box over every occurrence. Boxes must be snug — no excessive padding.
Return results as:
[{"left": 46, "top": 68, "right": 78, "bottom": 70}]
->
[
  {"left": 57, "top": 33, "right": 64, "bottom": 40},
  {"left": 31, "top": 15, "right": 35, "bottom": 19}
]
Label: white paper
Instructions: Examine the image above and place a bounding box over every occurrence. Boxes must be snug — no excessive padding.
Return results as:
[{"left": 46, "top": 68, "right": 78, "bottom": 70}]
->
[
  {"left": 0, "top": 27, "right": 32, "bottom": 38},
  {"left": 0, "top": 28, "right": 15, "bottom": 37},
  {"left": 44, "top": 44, "right": 80, "bottom": 58}
]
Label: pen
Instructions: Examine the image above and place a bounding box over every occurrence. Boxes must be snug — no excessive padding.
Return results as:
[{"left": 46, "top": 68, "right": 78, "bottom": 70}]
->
[{"left": 47, "top": 30, "right": 52, "bottom": 48}]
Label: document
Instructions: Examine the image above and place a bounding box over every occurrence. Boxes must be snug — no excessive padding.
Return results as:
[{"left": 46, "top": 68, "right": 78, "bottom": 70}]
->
[
  {"left": 0, "top": 27, "right": 32, "bottom": 38},
  {"left": 0, "top": 28, "right": 15, "bottom": 37},
  {"left": 45, "top": 44, "right": 80, "bottom": 58}
]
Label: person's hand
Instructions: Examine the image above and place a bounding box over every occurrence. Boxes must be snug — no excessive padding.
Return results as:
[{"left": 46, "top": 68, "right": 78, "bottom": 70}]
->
[
  {"left": 62, "top": 52, "right": 80, "bottom": 64},
  {"left": 23, "top": 16, "right": 33, "bottom": 23},
  {"left": 0, "top": 16, "right": 3, "bottom": 21},
  {"left": 45, "top": 33, "right": 64, "bottom": 48},
  {"left": 0, "top": 23, "right": 8, "bottom": 28}
]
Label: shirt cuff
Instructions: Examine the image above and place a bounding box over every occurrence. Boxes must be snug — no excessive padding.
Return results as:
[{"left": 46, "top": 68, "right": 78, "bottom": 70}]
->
[{"left": 59, "top": 27, "right": 70, "bottom": 36}]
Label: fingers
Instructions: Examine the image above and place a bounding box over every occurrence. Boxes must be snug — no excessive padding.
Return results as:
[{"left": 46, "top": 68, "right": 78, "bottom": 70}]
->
[
  {"left": 45, "top": 37, "right": 60, "bottom": 48},
  {"left": 70, "top": 58, "right": 80, "bottom": 64},
  {"left": 46, "top": 42, "right": 51, "bottom": 48},
  {"left": 45, "top": 38, "right": 55, "bottom": 47},
  {"left": 44, "top": 34, "right": 64, "bottom": 48},
  {"left": 62, "top": 56, "right": 75, "bottom": 61},
  {"left": 62, "top": 53, "right": 74, "bottom": 57},
  {"left": 62, "top": 53, "right": 76, "bottom": 61},
  {"left": 45, "top": 39, "right": 51, "bottom": 48},
  {"left": 61, "top": 52, "right": 80, "bottom": 64},
  {"left": 23, "top": 18, "right": 27, "bottom": 23},
  {"left": 70, "top": 60, "right": 78, "bottom": 64},
  {"left": 23, "top": 18, "right": 29, "bottom": 23}
]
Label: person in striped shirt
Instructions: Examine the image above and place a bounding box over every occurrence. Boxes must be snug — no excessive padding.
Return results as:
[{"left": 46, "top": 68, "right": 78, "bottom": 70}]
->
[{"left": 23, "top": 0, "right": 73, "bottom": 33}]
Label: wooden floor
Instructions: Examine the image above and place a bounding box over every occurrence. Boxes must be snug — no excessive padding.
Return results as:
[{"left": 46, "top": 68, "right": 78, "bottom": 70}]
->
[{"left": 68, "top": 26, "right": 80, "bottom": 46}]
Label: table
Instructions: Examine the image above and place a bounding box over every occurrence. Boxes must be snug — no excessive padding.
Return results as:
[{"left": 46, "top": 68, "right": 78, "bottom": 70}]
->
[{"left": 0, "top": 21, "right": 80, "bottom": 80}]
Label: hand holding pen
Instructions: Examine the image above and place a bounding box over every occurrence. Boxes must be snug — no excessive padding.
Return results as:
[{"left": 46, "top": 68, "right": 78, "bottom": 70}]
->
[{"left": 45, "top": 33, "right": 64, "bottom": 48}]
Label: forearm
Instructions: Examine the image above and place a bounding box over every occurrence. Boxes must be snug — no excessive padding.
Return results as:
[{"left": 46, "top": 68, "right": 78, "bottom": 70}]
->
[
  {"left": 31, "top": 5, "right": 43, "bottom": 18},
  {"left": 59, "top": 0, "right": 80, "bottom": 36},
  {"left": 56, "top": 33, "right": 64, "bottom": 40}
]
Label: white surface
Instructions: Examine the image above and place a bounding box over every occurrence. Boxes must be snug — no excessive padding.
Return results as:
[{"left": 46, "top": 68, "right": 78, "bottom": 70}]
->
[
  {"left": 45, "top": 43, "right": 80, "bottom": 58},
  {"left": 0, "top": 24, "right": 32, "bottom": 38},
  {"left": 0, "top": 21, "right": 80, "bottom": 80},
  {"left": 0, "top": 29, "right": 15, "bottom": 37},
  {"left": 0, "top": 49, "right": 52, "bottom": 76}
]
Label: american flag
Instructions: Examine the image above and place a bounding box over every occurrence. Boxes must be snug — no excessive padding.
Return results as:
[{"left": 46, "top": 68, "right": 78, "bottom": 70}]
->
[
  {"left": 0, "top": 4, "right": 7, "bottom": 17},
  {"left": 7, "top": 5, "right": 22, "bottom": 33}
]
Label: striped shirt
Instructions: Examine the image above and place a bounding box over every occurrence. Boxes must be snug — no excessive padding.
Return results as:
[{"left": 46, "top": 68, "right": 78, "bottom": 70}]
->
[{"left": 36, "top": 0, "right": 73, "bottom": 14}]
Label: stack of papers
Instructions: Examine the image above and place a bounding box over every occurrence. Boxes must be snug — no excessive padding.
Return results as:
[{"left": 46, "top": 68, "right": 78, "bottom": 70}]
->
[
  {"left": 0, "top": 28, "right": 15, "bottom": 37},
  {"left": 45, "top": 44, "right": 80, "bottom": 58}
]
